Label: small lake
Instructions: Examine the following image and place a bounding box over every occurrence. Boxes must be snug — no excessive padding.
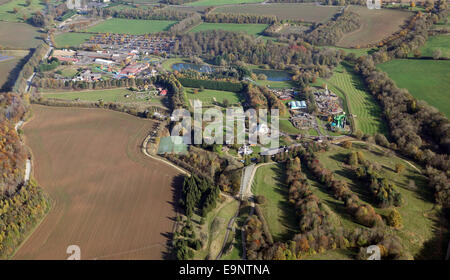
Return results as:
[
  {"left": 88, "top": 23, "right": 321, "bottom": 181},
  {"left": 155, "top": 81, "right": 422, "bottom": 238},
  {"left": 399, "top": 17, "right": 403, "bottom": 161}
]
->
[
  {"left": 252, "top": 69, "right": 292, "bottom": 81},
  {"left": 172, "top": 63, "right": 215, "bottom": 73}
]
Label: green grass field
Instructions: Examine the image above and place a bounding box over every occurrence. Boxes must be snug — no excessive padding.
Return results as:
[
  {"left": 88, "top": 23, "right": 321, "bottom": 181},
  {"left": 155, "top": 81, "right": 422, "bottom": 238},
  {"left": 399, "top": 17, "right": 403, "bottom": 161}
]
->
[
  {"left": 324, "top": 63, "right": 388, "bottom": 135},
  {"left": 184, "top": 87, "right": 243, "bottom": 107},
  {"left": 193, "top": 197, "right": 240, "bottom": 260},
  {"left": 0, "top": 0, "right": 45, "bottom": 22},
  {"left": 252, "top": 163, "right": 298, "bottom": 242},
  {"left": 84, "top": 18, "right": 177, "bottom": 35},
  {"left": 0, "top": 22, "right": 42, "bottom": 49},
  {"left": 189, "top": 23, "right": 268, "bottom": 37},
  {"left": 317, "top": 142, "right": 437, "bottom": 258},
  {"left": 0, "top": 50, "right": 29, "bottom": 90},
  {"left": 42, "top": 88, "right": 165, "bottom": 106},
  {"left": 185, "top": 0, "right": 264, "bottom": 6},
  {"left": 378, "top": 59, "right": 450, "bottom": 117},
  {"left": 417, "top": 35, "right": 450, "bottom": 58},
  {"left": 54, "top": 32, "right": 93, "bottom": 48}
]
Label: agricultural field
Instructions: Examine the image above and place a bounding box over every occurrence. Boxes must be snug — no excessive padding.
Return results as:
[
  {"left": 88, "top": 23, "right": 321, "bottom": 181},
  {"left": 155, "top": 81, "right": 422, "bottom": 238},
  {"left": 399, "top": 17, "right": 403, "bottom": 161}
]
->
[
  {"left": 378, "top": 59, "right": 450, "bottom": 117},
  {"left": 0, "top": 0, "right": 45, "bottom": 22},
  {"left": 186, "top": 0, "right": 264, "bottom": 6},
  {"left": 337, "top": 6, "right": 412, "bottom": 48},
  {"left": 184, "top": 87, "right": 243, "bottom": 107},
  {"left": 316, "top": 142, "right": 438, "bottom": 258},
  {"left": 214, "top": 3, "right": 340, "bottom": 22},
  {"left": 251, "top": 163, "right": 298, "bottom": 242},
  {"left": 84, "top": 18, "right": 178, "bottom": 35},
  {"left": 0, "top": 22, "right": 42, "bottom": 49},
  {"left": 416, "top": 35, "right": 450, "bottom": 58},
  {"left": 189, "top": 23, "right": 268, "bottom": 37},
  {"left": 0, "top": 50, "right": 28, "bottom": 90},
  {"left": 42, "top": 88, "right": 166, "bottom": 107},
  {"left": 14, "top": 105, "right": 183, "bottom": 259},
  {"left": 54, "top": 32, "right": 93, "bottom": 48},
  {"left": 323, "top": 63, "right": 388, "bottom": 135}
]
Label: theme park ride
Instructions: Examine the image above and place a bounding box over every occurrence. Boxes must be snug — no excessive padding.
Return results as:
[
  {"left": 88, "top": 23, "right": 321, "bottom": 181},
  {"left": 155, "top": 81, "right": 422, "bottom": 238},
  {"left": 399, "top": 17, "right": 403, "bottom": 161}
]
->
[{"left": 328, "top": 112, "right": 347, "bottom": 131}]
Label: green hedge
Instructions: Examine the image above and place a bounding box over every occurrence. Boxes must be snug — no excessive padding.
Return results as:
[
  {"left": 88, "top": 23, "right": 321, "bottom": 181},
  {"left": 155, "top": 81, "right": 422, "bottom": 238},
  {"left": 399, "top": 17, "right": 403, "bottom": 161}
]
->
[{"left": 177, "top": 78, "right": 244, "bottom": 93}]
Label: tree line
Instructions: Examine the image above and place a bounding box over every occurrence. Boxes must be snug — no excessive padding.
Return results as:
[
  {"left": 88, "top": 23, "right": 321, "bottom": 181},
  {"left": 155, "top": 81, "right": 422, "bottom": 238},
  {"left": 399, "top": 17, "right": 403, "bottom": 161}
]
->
[
  {"left": 168, "top": 13, "right": 202, "bottom": 34},
  {"left": 304, "top": 9, "right": 361, "bottom": 46},
  {"left": 90, "top": 5, "right": 194, "bottom": 21}
]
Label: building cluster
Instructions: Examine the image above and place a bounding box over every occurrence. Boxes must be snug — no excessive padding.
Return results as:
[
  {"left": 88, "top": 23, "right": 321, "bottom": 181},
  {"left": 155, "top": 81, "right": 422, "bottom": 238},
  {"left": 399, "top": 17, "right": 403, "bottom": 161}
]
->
[
  {"left": 271, "top": 88, "right": 298, "bottom": 101},
  {"left": 50, "top": 49, "right": 159, "bottom": 82},
  {"left": 313, "top": 85, "right": 343, "bottom": 116},
  {"left": 83, "top": 34, "right": 175, "bottom": 55},
  {"left": 290, "top": 112, "right": 316, "bottom": 130}
]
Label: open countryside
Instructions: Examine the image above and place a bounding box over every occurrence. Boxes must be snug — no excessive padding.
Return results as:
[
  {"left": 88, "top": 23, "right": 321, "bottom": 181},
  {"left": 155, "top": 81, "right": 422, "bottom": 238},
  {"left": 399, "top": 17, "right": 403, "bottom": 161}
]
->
[{"left": 14, "top": 105, "right": 183, "bottom": 259}]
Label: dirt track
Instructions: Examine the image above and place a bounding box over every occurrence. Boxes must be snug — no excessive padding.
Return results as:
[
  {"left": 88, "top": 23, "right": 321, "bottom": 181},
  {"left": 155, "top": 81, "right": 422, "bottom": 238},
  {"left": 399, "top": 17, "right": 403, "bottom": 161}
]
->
[{"left": 14, "top": 105, "right": 183, "bottom": 260}]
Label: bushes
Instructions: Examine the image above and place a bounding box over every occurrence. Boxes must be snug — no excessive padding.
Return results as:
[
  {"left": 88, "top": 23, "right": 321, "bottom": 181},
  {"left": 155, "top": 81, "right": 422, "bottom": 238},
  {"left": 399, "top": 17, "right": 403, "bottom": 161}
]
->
[
  {"left": 354, "top": 164, "right": 404, "bottom": 208},
  {"left": 387, "top": 209, "right": 403, "bottom": 229}
]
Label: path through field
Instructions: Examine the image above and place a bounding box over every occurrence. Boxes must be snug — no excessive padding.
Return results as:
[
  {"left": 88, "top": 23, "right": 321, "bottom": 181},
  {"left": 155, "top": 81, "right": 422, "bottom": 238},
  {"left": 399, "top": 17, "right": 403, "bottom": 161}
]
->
[{"left": 14, "top": 105, "right": 183, "bottom": 260}]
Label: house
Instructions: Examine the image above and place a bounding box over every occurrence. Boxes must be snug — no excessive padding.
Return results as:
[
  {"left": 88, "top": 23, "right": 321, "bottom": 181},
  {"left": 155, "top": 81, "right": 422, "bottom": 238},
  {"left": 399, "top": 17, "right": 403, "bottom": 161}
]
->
[{"left": 159, "top": 89, "right": 167, "bottom": 96}]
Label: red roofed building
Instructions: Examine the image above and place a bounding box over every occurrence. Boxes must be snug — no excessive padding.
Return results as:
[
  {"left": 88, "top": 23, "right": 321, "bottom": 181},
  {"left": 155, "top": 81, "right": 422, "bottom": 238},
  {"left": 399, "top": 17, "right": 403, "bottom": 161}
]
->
[{"left": 160, "top": 89, "right": 167, "bottom": 96}]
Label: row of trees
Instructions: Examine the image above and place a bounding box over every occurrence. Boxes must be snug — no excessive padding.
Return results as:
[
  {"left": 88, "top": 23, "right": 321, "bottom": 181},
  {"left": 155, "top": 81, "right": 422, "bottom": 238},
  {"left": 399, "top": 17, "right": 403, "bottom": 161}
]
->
[
  {"left": 204, "top": 13, "right": 279, "bottom": 24},
  {"left": 177, "top": 77, "right": 244, "bottom": 93},
  {"left": 354, "top": 160, "right": 404, "bottom": 208},
  {"left": 300, "top": 146, "right": 384, "bottom": 228},
  {"left": 305, "top": 9, "right": 361, "bottom": 46},
  {"left": 168, "top": 13, "right": 202, "bottom": 34},
  {"left": 90, "top": 5, "right": 194, "bottom": 21},
  {"left": 13, "top": 43, "right": 50, "bottom": 94}
]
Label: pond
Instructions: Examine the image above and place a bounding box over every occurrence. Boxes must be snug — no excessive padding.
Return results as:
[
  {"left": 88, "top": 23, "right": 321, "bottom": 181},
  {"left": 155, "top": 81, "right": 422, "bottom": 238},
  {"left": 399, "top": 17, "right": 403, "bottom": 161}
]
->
[
  {"left": 172, "top": 63, "right": 215, "bottom": 73},
  {"left": 252, "top": 69, "right": 292, "bottom": 81}
]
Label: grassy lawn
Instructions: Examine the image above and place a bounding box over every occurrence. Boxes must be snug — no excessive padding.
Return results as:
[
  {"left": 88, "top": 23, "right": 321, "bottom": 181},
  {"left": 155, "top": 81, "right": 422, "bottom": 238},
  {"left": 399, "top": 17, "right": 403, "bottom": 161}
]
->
[
  {"left": 279, "top": 119, "right": 300, "bottom": 135},
  {"left": 254, "top": 79, "right": 295, "bottom": 89},
  {"left": 161, "top": 57, "right": 188, "bottom": 71},
  {"left": 317, "top": 142, "right": 437, "bottom": 257},
  {"left": 84, "top": 18, "right": 177, "bottom": 35},
  {"left": 252, "top": 163, "right": 298, "bottom": 242},
  {"left": 324, "top": 63, "right": 388, "bottom": 135},
  {"left": 42, "top": 88, "right": 165, "bottom": 105},
  {"left": 185, "top": 0, "right": 264, "bottom": 6},
  {"left": 54, "top": 32, "right": 93, "bottom": 48},
  {"left": 193, "top": 196, "right": 239, "bottom": 260},
  {"left": 0, "top": 0, "right": 45, "bottom": 22},
  {"left": 184, "top": 87, "right": 243, "bottom": 107},
  {"left": 189, "top": 23, "right": 268, "bottom": 37},
  {"left": 416, "top": 35, "right": 450, "bottom": 58},
  {"left": 378, "top": 59, "right": 450, "bottom": 117}
]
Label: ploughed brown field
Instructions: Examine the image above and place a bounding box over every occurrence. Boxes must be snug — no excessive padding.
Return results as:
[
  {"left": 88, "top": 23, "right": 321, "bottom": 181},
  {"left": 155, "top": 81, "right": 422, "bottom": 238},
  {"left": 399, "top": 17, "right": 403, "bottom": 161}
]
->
[
  {"left": 337, "top": 6, "right": 412, "bottom": 48},
  {"left": 14, "top": 105, "right": 183, "bottom": 260}
]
